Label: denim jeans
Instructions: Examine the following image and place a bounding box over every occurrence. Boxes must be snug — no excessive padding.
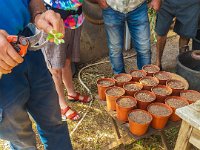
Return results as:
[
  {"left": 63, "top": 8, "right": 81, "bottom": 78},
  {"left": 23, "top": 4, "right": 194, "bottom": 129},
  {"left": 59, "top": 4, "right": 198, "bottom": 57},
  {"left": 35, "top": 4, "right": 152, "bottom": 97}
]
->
[
  {"left": 103, "top": 2, "right": 151, "bottom": 74},
  {"left": 0, "top": 51, "right": 72, "bottom": 150}
]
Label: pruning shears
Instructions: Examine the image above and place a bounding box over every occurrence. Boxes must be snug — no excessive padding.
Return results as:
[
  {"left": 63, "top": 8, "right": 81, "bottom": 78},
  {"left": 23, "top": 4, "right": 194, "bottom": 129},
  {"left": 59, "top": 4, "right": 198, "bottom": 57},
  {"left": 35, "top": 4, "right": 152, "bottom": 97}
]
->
[{"left": 0, "top": 30, "right": 48, "bottom": 78}]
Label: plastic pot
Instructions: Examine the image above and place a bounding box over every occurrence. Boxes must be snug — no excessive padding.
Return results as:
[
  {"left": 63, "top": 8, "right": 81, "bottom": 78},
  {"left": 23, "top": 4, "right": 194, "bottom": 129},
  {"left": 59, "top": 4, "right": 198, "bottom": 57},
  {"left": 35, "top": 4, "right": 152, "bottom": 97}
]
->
[
  {"left": 97, "top": 78, "right": 115, "bottom": 100},
  {"left": 139, "top": 76, "right": 159, "bottom": 91},
  {"left": 105, "top": 86, "right": 125, "bottom": 111},
  {"left": 153, "top": 71, "right": 172, "bottom": 85},
  {"left": 147, "top": 103, "right": 172, "bottom": 129},
  {"left": 113, "top": 73, "right": 132, "bottom": 87},
  {"left": 142, "top": 64, "right": 160, "bottom": 76},
  {"left": 134, "top": 90, "right": 156, "bottom": 110},
  {"left": 180, "top": 90, "right": 200, "bottom": 104},
  {"left": 166, "top": 79, "right": 185, "bottom": 96},
  {"left": 130, "top": 70, "right": 147, "bottom": 82},
  {"left": 116, "top": 96, "right": 137, "bottom": 122},
  {"left": 165, "top": 96, "right": 189, "bottom": 121},
  {"left": 128, "top": 109, "right": 152, "bottom": 136},
  {"left": 151, "top": 85, "right": 172, "bottom": 103},
  {"left": 123, "top": 82, "right": 143, "bottom": 96}
]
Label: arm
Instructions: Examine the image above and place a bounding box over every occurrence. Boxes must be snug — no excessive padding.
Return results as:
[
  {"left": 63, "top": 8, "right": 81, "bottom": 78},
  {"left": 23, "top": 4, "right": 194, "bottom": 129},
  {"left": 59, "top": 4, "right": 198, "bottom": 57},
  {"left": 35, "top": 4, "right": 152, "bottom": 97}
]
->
[
  {"left": 29, "top": 0, "right": 65, "bottom": 35},
  {"left": 97, "top": 0, "right": 109, "bottom": 9},
  {"left": 149, "top": 0, "right": 162, "bottom": 11}
]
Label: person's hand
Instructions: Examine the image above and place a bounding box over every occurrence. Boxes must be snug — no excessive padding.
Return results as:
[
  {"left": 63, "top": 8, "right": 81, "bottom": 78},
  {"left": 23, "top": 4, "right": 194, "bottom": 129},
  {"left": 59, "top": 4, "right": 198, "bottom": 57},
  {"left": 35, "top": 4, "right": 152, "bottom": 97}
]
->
[
  {"left": 149, "top": 0, "right": 161, "bottom": 11},
  {"left": 34, "top": 10, "right": 65, "bottom": 36},
  {"left": 0, "top": 30, "right": 24, "bottom": 74},
  {"left": 97, "top": 0, "right": 109, "bottom": 9}
]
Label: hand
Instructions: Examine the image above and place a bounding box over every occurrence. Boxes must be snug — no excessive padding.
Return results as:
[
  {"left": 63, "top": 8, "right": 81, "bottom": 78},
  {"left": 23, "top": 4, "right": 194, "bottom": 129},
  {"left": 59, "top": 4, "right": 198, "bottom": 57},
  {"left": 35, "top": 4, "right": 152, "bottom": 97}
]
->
[
  {"left": 34, "top": 10, "right": 65, "bottom": 36},
  {"left": 0, "top": 30, "right": 24, "bottom": 74},
  {"left": 97, "top": 0, "right": 109, "bottom": 9},
  {"left": 149, "top": 0, "right": 161, "bottom": 11}
]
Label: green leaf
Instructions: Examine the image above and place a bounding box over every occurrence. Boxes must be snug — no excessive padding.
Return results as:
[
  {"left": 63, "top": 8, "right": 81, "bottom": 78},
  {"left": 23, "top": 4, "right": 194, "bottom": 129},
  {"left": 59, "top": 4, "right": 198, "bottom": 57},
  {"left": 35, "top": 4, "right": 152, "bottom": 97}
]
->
[
  {"left": 55, "top": 33, "right": 63, "bottom": 38},
  {"left": 47, "top": 30, "right": 65, "bottom": 45}
]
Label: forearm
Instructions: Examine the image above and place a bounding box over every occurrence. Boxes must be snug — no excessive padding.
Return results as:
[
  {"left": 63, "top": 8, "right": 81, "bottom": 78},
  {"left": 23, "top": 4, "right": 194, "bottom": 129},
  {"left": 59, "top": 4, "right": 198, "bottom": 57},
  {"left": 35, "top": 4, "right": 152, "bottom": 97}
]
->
[{"left": 29, "top": 0, "right": 46, "bottom": 22}]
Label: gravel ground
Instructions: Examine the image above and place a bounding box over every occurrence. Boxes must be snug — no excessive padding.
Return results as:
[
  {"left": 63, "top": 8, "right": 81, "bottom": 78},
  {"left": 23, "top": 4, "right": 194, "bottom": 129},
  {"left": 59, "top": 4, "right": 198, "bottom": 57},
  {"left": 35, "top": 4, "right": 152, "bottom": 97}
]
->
[{"left": 0, "top": 35, "right": 198, "bottom": 150}]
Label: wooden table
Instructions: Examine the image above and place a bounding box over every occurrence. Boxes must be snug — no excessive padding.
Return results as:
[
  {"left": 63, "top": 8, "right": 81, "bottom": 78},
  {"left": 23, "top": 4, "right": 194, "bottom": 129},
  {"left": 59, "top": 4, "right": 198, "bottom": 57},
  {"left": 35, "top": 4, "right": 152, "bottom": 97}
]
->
[
  {"left": 98, "top": 99, "right": 180, "bottom": 150},
  {"left": 174, "top": 104, "right": 200, "bottom": 150}
]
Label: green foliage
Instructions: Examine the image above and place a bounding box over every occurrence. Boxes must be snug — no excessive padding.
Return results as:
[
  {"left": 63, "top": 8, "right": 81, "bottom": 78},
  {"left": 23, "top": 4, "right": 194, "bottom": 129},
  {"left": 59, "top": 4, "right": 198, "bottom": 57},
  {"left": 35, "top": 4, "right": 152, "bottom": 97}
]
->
[
  {"left": 148, "top": 8, "right": 157, "bottom": 43},
  {"left": 47, "top": 30, "right": 65, "bottom": 45}
]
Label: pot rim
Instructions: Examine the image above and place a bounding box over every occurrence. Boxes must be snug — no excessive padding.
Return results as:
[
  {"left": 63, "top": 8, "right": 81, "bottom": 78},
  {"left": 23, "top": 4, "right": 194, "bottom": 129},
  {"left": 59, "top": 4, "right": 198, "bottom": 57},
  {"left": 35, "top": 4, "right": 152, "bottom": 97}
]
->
[
  {"left": 105, "top": 86, "right": 125, "bottom": 96},
  {"left": 129, "top": 69, "right": 147, "bottom": 77},
  {"left": 113, "top": 73, "right": 133, "bottom": 83},
  {"left": 116, "top": 96, "right": 137, "bottom": 108},
  {"left": 165, "top": 96, "right": 189, "bottom": 109},
  {"left": 128, "top": 109, "right": 153, "bottom": 124},
  {"left": 151, "top": 85, "right": 172, "bottom": 96},
  {"left": 142, "top": 64, "right": 160, "bottom": 74},
  {"left": 96, "top": 77, "right": 115, "bottom": 88},
  {"left": 153, "top": 71, "right": 172, "bottom": 81},
  {"left": 147, "top": 102, "right": 173, "bottom": 118},
  {"left": 166, "top": 79, "right": 185, "bottom": 90},
  {"left": 134, "top": 90, "right": 156, "bottom": 102},
  {"left": 139, "top": 76, "right": 159, "bottom": 86},
  {"left": 123, "top": 82, "right": 143, "bottom": 91}
]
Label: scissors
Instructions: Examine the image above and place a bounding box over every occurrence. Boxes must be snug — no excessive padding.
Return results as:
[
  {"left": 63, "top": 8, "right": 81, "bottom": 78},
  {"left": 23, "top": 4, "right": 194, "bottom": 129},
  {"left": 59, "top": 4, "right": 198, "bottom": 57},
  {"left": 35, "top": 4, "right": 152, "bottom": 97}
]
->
[{"left": 0, "top": 30, "right": 48, "bottom": 79}]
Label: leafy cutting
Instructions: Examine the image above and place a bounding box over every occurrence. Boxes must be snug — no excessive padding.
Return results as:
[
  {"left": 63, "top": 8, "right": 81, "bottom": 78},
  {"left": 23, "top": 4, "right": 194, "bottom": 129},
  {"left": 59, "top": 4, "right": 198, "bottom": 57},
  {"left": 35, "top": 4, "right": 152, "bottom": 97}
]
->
[{"left": 47, "top": 30, "right": 65, "bottom": 45}]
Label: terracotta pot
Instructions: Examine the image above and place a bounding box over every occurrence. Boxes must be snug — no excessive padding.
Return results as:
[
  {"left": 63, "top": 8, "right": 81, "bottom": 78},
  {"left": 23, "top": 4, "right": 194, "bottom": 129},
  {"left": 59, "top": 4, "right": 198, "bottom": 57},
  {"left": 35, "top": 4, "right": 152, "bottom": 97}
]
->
[
  {"left": 139, "top": 76, "right": 159, "bottom": 91},
  {"left": 166, "top": 79, "right": 185, "bottom": 96},
  {"left": 142, "top": 64, "right": 160, "bottom": 76},
  {"left": 151, "top": 85, "right": 172, "bottom": 103},
  {"left": 147, "top": 102, "right": 173, "bottom": 129},
  {"left": 134, "top": 90, "right": 156, "bottom": 110},
  {"left": 97, "top": 78, "right": 115, "bottom": 100},
  {"left": 105, "top": 86, "right": 125, "bottom": 111},
  {"left": 123, "top": 82, "right": 143, "bottom": 96},
  {"left": 165, "top": 96, "right": 189, "bottom": 121},
  {"left": 113, "top": 73, "right": 132, "bottom": 87},
  {"left": 130, "top": 70, "right": 147, "bottom": 82},
  {"left": 116, "top": 96, "right": 137, "bottom": 122},
  {"left": 128, "top": 109, "right": 152, "bottom": 136},
  {"left": 153, "top": 71, "right": 172, "bottom": 85},
  {"left": 180, "top": 90, "right": 200, "bottom": 104}
]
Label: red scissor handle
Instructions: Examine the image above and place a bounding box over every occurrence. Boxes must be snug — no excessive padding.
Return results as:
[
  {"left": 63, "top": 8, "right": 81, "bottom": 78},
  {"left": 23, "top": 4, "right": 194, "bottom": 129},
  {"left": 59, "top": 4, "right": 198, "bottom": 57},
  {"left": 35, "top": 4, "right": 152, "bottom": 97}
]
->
[{"left": 7, "top": 36, "right": 29, "bottom": 57}]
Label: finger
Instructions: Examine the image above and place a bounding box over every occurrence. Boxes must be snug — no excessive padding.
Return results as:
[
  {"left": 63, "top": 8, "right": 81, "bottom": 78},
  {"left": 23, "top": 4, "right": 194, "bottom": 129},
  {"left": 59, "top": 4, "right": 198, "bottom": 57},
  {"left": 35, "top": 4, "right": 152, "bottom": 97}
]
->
[
  {"left": 0, "top": 30, "right": 8, "bottom": 36},
  {"left": 6, "top": 44, "right": 24, "bottom": 64},
  {"left": 36, "top": 18, "right": 53, "bottom": 33},
  {"left": 59, "top": 19, "right": 65, "bottom": 36},
  {"left": 0, "top": 66, "right": 11, "bottom": 74},
  {"left": 45, "top": 11, "right": 61, "bottom": 33},
  {"left": 0, "top": 59, "right": 12, "bottom": 70}
]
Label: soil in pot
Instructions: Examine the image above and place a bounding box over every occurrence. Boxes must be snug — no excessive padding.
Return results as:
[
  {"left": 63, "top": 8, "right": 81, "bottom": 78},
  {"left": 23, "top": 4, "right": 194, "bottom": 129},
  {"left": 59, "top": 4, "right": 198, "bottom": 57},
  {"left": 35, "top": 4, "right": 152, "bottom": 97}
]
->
[
  {"left": 151, "top": 85, "right": 172, "bottom": 102},
  {"left": 123, "top": 82, "right": 143, "bottom": 96},
  {"left": 105, "top": 86, "right": 125, "bottom": 111},
  {"left": 130, "top": 70, "right": 147, "bottom": 82},
  {"left": 180, "top": 90, "right": 200, "bottom": 104},
  {"left": 167, "top": 79, "right": 185, "bottom": 96},
  {"left": 97, "top": 78, "right": 115, "bottom": 100},
  {"left": 139, "top": 77, "right": 159, "bottom": 91},
  {"left": 147, "top": 103, "right": 172, "bottom": 129},
  {"left": 153, "top": 71, "right": 172, "bottom": 85},
  {"left": 165, "top": 96, "right": 189, "bottom": 121},
  {"left": 142, "top": 64, "right": 160, "bottom": 76},
  {"left": 128, "top": 109, "right": 152, "bottom": 136},
  {"left": 134, "top": 90, "right": 156, "bottom": 110},
  {"left": 116, "top": 96, "right": 137, "bottom": 122},
  {"left": 114, "top": 73, "right": 132, "bottom": 87}
]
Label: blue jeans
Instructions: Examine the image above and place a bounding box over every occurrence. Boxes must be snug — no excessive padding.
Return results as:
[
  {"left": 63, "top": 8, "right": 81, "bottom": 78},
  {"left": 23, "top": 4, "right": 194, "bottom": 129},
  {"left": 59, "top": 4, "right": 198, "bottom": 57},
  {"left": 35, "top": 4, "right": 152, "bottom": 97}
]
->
[
  {"left": 0, "top": 51, "right": 72, "bottom": 150},
  {"left": 103, "top": 2, "right": 151, "bottom": 74}
]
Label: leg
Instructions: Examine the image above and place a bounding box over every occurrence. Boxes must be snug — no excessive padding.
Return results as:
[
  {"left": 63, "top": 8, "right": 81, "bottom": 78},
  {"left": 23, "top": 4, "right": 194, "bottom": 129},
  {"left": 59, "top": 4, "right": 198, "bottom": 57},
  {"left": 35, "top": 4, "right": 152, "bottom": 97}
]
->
[
  {"left": 155, "top": 1, "right": 175, "bottom": 68},
  {"left": 156, "top": 35, "right": 167, "bottom": 68},
  {"left": 127, "top": 2, "right": 151, "bottom": 69},
  {"left": 102, "top": 7, "right": 125, "bottom": 74},
  {"left": 26, "top": 51, "right": 73, "bottom": 150},
  {"left": 179, "top": 36, "right": 190, "bottom": 53}
]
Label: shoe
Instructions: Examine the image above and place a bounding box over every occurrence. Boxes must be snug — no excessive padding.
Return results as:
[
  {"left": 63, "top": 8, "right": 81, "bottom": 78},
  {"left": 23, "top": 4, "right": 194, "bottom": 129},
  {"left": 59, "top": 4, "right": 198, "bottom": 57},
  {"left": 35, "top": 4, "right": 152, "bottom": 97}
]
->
[
  {"left": 61, "top": 106, "right": 80, "bottom": 121},
  {"left": 68, "top": 92, "right": 91, "bottom": 103}
]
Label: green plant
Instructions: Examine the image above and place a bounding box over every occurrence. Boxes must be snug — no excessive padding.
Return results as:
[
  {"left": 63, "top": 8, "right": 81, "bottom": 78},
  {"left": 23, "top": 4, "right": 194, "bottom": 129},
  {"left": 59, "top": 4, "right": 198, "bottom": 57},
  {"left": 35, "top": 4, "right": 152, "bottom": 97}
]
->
[
  {"left": 148, "top": 8, "right": 157, "bottom": 43},
  {"left": 47, "top": 30, "right": 65, "bottom": 45}
]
